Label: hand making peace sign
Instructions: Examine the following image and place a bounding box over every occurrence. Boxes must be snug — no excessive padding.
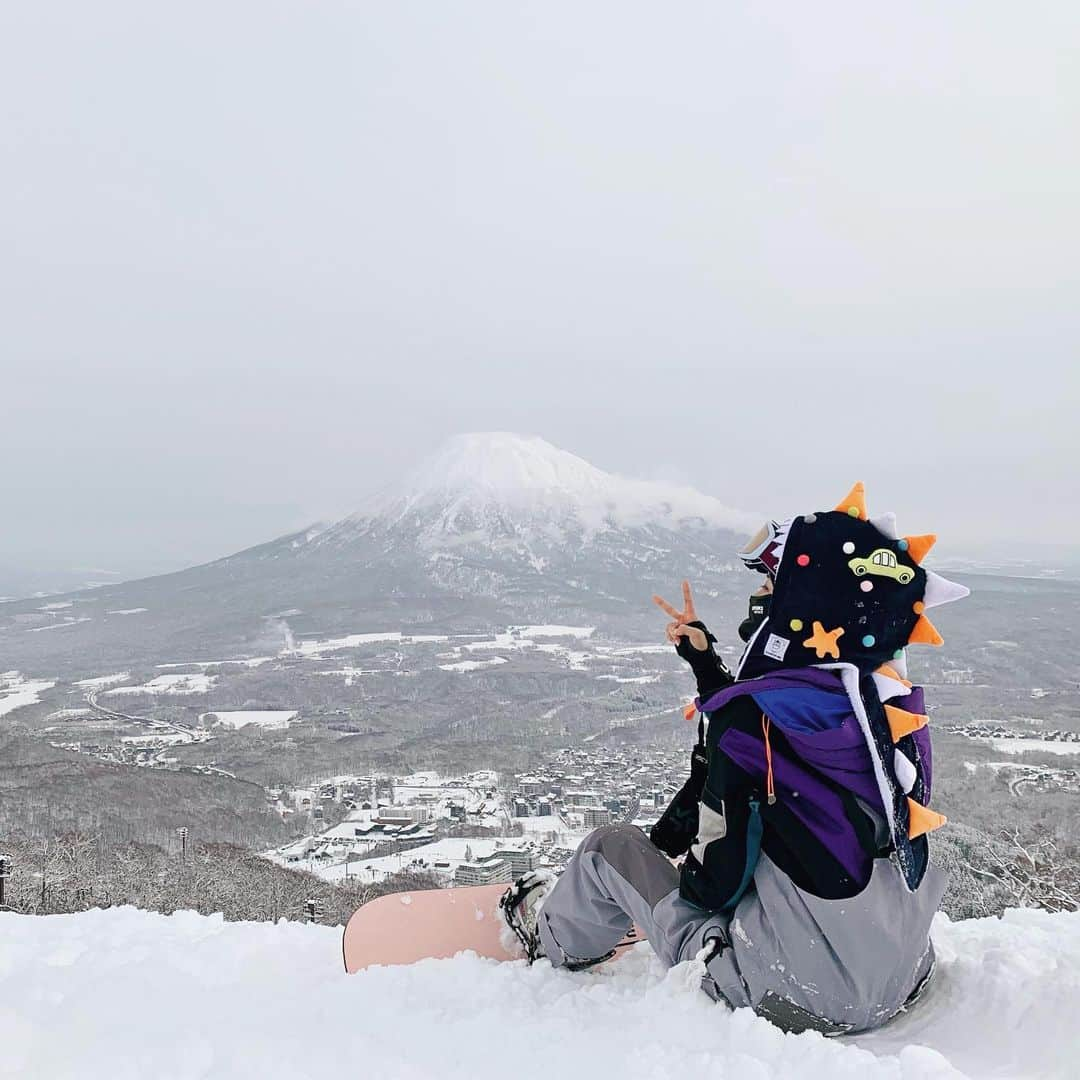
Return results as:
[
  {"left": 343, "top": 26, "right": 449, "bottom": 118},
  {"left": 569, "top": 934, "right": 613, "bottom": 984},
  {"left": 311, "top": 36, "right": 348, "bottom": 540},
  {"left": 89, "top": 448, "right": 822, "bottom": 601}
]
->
[{"left": 652, "top": 579, "right": 709, "bottom": 651}]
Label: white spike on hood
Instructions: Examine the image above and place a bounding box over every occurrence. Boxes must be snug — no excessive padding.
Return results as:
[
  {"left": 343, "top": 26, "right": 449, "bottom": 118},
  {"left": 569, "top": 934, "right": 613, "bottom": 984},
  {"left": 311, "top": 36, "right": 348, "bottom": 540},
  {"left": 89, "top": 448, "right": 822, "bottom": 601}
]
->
[
  {"left": 872, "top": 671, "right": 912, "bottom": 702},
  {"left": 889, "top": 649, "right": 910, "bottom": 681},
  {"left": 923, "top": 570, "right": 970, "bottom": 609},
  {"left": 870, "top": 512, "right": 899, "bottom": 540},
  {"left": 893, "top": 748, "right": 918, "bottom": 793}
]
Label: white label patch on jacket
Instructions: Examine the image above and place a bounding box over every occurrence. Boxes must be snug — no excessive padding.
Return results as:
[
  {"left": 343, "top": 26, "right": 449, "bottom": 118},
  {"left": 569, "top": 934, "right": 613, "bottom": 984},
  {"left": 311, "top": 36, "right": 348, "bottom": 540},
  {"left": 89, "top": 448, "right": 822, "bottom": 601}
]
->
[
  {"left": 691, "top": 799, "right": 726, "bottom": 864},
  {"left": 764, "top": 633, "right": 790, "bottom": 661}
]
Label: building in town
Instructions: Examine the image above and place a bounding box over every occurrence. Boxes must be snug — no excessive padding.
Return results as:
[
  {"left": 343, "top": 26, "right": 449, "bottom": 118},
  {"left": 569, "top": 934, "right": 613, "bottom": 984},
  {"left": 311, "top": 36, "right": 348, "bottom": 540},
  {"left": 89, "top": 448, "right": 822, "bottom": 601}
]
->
[{"left": 454, "top": 856, "right": 513, "bottom": 886}]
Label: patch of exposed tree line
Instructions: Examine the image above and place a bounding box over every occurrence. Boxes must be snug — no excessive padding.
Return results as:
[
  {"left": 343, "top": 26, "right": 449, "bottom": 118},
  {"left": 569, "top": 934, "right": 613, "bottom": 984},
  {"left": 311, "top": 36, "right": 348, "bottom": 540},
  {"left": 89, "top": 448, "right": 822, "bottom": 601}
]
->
[
  {"left": 930, "top": 824, "right": 1078, "bottom": 918},
  {"left": 0, "top": 734, "right": 295, "bottom": 850},
  {"left": 0, "top": 821, "right": 1075, "bottom": 927},
  {"left": 0, "top": 830, "right": 439, "bottom": 926}
]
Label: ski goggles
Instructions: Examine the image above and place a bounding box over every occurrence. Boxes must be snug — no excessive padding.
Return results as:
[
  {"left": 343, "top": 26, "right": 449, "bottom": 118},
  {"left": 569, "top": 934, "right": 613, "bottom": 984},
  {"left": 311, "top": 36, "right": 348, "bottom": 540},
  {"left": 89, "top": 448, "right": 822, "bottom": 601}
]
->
[{"left": 738, "top": 520, "right": 782, "bottom": 576}]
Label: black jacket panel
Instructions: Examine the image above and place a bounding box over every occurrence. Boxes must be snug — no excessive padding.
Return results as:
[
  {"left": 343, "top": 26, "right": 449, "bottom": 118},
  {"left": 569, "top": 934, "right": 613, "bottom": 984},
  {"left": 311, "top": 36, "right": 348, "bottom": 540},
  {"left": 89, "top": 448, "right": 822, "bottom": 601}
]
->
[{"left": 669, "top": 691, "right": 881, "bottom": 911}]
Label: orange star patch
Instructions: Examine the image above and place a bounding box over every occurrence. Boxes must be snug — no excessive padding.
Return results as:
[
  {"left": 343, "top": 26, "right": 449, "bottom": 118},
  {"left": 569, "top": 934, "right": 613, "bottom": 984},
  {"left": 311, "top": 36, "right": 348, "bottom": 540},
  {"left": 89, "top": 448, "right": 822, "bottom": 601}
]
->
[{"left": 803, "top": 621, "right": 845, "bottom": 659}]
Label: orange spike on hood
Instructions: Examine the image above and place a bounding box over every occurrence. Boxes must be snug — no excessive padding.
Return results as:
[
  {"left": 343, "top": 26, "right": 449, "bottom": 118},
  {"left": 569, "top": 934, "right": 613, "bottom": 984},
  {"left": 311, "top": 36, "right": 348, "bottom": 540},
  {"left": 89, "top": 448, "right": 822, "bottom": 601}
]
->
[
  {"left": 834, "top": 481, "right": 868, "bottom": 521},
  {"left": 908, "top": 613, "right": 944, "bottom": 647},
  {"left": 885, "top": 703, "right": 928, "bottom": 742},
  {"left": 907, "top": 798, "right": 947, "bottom": 839},
  {"left": 902, "top": 534, "right": 937, "bottom": 564}
]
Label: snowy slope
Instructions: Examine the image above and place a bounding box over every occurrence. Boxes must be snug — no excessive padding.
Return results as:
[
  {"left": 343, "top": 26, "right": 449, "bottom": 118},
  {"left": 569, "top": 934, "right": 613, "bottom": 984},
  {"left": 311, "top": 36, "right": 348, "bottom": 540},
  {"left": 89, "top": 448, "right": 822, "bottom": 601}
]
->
[{"left": 2, "top": 906, "right": 1076, "bottom": 1079}]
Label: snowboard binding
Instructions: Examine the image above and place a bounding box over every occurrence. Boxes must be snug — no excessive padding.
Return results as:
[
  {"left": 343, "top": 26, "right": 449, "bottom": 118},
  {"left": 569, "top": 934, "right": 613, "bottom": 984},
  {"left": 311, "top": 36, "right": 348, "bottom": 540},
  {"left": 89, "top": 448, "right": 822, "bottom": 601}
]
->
[
  {"left": 500, "top": 871, "right": 619, "bottom": 971},
  {"left": 499, "top": 870, "right": 555, "bottom": 964}
]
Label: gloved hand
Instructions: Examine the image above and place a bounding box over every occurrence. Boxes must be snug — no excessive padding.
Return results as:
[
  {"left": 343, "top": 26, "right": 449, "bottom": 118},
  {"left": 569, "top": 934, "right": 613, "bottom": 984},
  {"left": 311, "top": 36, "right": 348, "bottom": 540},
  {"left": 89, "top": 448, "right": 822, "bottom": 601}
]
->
[
  {"left": 650, "top": 736, "right": 708, "bottom": 858},
  {"left": 673, "top": 620, "right": 734, "bottom": 700},
  {"left": 673, "top": 620, "right": 718, "bottom": 662}
]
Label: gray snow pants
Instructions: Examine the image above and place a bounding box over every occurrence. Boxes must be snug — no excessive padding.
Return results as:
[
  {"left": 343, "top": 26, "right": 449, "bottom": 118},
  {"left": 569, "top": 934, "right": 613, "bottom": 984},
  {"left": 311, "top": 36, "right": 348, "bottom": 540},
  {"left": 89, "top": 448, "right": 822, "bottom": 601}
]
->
[{"left": 537, "top": 824, "right": 946, "bottom": 1035}]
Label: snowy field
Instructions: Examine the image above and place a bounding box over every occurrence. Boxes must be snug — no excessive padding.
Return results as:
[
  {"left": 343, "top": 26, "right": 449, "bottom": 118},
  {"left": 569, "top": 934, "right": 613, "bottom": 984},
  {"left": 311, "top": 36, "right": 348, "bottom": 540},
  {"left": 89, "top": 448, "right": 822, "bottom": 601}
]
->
[
  {"left": 104, "top": 673, "right": 216, "bottom": 695},
  {"left": 119, "top": 732, "right": 192, "bottom": 746},
  {"left": 989, "top": 738, "right": 1080, "bottom": 757},
  {"left": 202, "top": 710, "right": 298, "bottom": 730},
  {"left": 73, "top": 672, "right": 130, "bottom": 688},
  {"left": 0, "top": 906, "right": 1076, "bottom": 1079},
  {"left": 157, "top": 658, "right": 273, "bottom": 670},
  {"left": 438, "top": 656, "right": 509, "bottom": 672},
  {"left": 288, "top": 631, "right": 404, "bottom": 656},
  {"left": 0, "top": 672, "right": 56, "bottom": 717},
  {"left": 16, "top": 623, "right": 688, "bottom": 724}
]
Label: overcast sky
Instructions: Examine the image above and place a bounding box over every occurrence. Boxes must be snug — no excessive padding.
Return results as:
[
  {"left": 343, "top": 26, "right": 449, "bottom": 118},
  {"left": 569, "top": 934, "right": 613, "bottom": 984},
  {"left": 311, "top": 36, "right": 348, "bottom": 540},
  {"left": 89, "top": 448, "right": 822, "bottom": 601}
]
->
[{"left": 3, "top": 3, "right": 1077, "bottom": 579}]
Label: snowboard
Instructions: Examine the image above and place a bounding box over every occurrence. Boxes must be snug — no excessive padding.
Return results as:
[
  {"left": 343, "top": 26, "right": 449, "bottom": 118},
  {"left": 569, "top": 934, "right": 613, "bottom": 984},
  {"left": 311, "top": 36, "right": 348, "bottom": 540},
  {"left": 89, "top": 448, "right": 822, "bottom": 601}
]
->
[{"left": 342, "top": 883, "right": 642, "bottom": 973}]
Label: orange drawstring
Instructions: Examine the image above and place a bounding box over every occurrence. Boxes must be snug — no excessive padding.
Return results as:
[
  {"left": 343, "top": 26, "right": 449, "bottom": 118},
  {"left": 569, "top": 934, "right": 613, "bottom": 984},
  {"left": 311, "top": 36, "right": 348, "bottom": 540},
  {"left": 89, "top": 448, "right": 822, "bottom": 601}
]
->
[{"left": 761, "top": 714, "right": 776, "bottom": 805}]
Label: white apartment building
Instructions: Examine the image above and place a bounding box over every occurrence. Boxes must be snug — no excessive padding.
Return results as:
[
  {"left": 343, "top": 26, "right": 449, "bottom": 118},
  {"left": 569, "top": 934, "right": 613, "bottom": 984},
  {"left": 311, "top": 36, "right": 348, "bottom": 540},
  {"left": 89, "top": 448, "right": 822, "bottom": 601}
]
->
[{"left": 454, "top": 856, "right": 513, "bottom": 886}]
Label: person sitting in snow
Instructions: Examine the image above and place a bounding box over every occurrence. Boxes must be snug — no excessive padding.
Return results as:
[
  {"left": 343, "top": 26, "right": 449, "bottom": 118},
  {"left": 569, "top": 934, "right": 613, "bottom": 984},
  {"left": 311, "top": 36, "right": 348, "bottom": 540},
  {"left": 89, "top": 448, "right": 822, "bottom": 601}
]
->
[{"left": 502, "top": 484, "right": 968, "bottom": 1035}]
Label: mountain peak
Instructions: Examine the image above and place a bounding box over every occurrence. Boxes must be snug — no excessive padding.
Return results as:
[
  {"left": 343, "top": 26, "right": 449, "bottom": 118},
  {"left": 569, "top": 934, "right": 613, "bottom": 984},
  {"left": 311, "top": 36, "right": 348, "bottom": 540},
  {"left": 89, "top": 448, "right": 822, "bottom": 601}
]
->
[
  {"left": 345, "top": 432, "right": 758, "bottom": 538},
  {"left": 402, "top": 433, "right": 610, "bottom": 506}
]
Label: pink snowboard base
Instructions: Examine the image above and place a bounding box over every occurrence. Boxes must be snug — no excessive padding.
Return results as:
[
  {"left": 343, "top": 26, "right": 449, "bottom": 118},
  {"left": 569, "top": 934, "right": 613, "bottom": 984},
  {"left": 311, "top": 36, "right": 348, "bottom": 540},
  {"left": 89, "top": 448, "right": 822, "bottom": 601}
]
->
[{"left": 342, "top": 883, "right": 643, "bottom": 973}]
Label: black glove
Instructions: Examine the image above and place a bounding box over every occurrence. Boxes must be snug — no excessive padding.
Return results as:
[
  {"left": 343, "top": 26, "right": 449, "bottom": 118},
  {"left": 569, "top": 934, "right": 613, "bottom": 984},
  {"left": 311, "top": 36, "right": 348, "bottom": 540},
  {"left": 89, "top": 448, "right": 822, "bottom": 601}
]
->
[
  {"left": 650, "top": 718, "right": 708, "bottom": 858},
  {"left": 674, "top": 621, "right": 733, "bottom": 698}
]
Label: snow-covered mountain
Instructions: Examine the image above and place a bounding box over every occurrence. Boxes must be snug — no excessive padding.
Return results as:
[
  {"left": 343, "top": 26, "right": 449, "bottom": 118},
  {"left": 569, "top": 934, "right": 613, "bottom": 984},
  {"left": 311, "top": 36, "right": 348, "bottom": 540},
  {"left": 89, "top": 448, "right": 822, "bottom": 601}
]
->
[
  {"left": 0, "top": 434, "right": 759, "bottom": 675},
  {"left": 3, "top": 904, "right": 1077, "bottom": 1079},
  {"left": 315, "top": 432, "right": 758, "bottom": 551},
  {"left": 288, "top": 432, "right": 756, "bottom": 599}
]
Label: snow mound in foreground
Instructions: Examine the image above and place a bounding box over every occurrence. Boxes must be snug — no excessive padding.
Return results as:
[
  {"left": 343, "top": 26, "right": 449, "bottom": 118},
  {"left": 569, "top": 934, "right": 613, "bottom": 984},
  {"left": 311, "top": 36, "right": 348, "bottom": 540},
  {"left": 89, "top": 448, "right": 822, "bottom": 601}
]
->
[{"left": 1, "top": 906, "right": 1076, "bottom": 1080}]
